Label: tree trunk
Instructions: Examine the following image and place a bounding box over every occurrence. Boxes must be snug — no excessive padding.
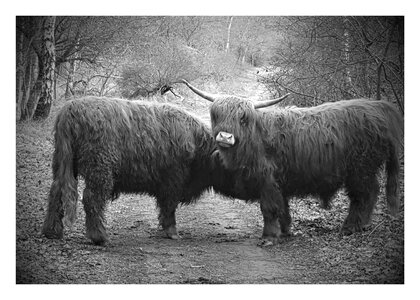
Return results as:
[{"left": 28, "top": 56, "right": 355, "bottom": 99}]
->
[
  {"left": 33, "top": 16, "right": 56, "bottom": 119},
  {"left": 225, "top": 16, "right": 233, "bottom": 53},
  {"left": 65, "top": 60, "right": 76, "bottom": 98},
  {"left": 342, "top": 17, "right": 352, "bottom": 99},
  {"left": 241, "top": 46, "right": 248, "bottom": 64},
  {"left": 25, "top": 73, "right": 43, "bottom": 120},
  {"left": 20, "top": 49, "right": 39, "bottom": 120},
  {"left": 64, "top": 36, "right": 80, "bottom": 99},
  {"left": 16, "top": 31, "right": 24, "bottom": 120}
]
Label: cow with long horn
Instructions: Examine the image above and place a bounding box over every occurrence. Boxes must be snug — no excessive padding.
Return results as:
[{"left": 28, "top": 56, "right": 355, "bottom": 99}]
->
[{"left": 182, "top": 79, "right": 403, "bottom": 246}]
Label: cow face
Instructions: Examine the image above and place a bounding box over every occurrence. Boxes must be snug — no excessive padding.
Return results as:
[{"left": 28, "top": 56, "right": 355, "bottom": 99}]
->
[
  {"left": 181, "top": 79, "right": 289, "bottom": 170},
  {"left": 210, "top": 97, "right": 260, "bottom": 169}
]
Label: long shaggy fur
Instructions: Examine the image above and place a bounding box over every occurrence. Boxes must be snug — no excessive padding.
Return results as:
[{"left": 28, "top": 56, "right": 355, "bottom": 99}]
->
[
  {"left": 210, "top": 97, "right": 403, "bottom": 239},
  {"left": 42, "top": 96, "right": 232, "bottom": 245}
]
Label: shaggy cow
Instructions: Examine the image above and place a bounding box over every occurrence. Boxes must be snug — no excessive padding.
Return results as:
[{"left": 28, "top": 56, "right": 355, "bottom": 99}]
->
[
  {"left": 42, "top": 96, "right": 233, "bottom": 245},
  {"left": 182, "top": 79, "right": 403, "bottom": 245}
]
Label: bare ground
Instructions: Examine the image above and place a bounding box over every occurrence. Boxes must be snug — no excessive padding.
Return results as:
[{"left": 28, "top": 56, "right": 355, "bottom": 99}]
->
[{"left": 16, "top": 68, "right": 404, "bottom": 284}]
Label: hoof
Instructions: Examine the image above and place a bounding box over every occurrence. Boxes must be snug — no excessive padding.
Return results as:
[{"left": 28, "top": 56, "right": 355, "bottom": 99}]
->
[
  {"left": 388, "top": 207, "right": 399, "bottom": 218},
  {"left": 87, "top": 231, "right": 108, "bottom": 246},
  {"left": 90, "top": 236, "right": 108, "bottom": 246},
  {"left": 42, "top": 226, "right": 64, "bottom": 240},
  {"left": 280, "top": 228, "right": 293, "bottom": 238},
  {"left": 164, "top": 226, "right": 180, "bottom": 240},
  {"left": 340, "top": 223, "right": 364, "bottom": 236},
  {"left": 258, "top": 240, "right": 275, "bottom": 247},
  {"left": 340, "top": 226, "right": 355, "bottom": 236},
  {"left": 280, "top": 231, "right": 292, "bottom": 238},
  {"left": 168, "top": 233, "right": 182, "bottom": 240},
  {"left": 257, "top": 236, "right": 279, "bottom": 247},
  {"left": 43, "top": 230, "right": 64, "bottom": 240}
]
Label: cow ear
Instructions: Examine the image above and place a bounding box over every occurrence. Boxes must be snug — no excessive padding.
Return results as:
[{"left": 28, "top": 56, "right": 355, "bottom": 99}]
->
[{"left": 254, "top": 93, "right": 290, "bottom": 109}]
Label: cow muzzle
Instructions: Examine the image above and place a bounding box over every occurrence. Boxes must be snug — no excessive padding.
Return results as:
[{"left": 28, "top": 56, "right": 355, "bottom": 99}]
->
[{"left": 215, "top": 131, "right": 236, "bottom": 148}]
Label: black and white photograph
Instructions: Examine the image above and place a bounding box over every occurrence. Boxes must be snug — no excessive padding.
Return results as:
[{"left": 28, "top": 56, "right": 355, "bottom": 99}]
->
[{"left": 11, "top": 5, "right": 411, "bottom": 291}]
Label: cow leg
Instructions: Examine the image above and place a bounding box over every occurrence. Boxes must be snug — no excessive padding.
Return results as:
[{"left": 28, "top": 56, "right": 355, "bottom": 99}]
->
[
  {"left": 156, "top": 192, "right": 181, "bottom": 240},
  {"left": 259, "top": 200, "right": 280, "bottom": 246},
  {"left": 319, "top": 190, "right": 336, "bottom": 210},
  {"left": 82, "top": 187, "right": 109, "bottom": 245},
  {"left": 361, "top": 177, "right": 379, "bottom": 226},
  {"left": 158, "top": 202, "right": 180, "bottom": 239},
  {"left": 258, "top": 185, "right": 285, "bottom": 246},
  {"left": 342, "top": 175, "right": 379, "bottom": 235},
  {"left": 278, "top": 198, "right": 292, "bottom": 238}
]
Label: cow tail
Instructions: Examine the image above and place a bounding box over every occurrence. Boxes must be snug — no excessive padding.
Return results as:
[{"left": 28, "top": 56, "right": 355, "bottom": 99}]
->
[
  {"left": 384, "top": 104, "right": 403, "bottom": 217},
  {"left": 58, "top": 115, "right": 79, "bottom": 227},
  {"left": 385, "top": 144, "right": 400, "bottom": 217},
  {"left": 51, "top": 114, "right": 79, "bottom": 228}
]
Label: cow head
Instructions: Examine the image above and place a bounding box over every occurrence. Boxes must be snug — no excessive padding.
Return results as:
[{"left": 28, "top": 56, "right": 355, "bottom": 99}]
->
[{"left": 182, "top": 79, "right": 289, "bottom": 170}]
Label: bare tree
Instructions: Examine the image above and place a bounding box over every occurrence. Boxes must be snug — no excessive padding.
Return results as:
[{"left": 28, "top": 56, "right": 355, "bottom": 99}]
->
[
  {"left": 17, "top": 17, "right": 55, "bottom": 120},
  {"left": 55, "top": 16, "right": 133, "bottom": 98},
  {"left": 225, "top": 16, "right": 233, "bottom": 53},
  {"left": 260, "top": 16, "right": 404, "bottom": 111},
  {"left": 33, "top": 16, "right": 56, "bottom": 119},
  {"left": 16, "top": 16, "right": 135, "bottom": 120}
]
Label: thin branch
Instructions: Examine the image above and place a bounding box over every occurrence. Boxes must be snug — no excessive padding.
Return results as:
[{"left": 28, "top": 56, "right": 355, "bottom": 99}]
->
[
  {"left": 274, "top": 79, "right": 318, "bottom": 100},
  {"left": 375, "top": 20, "right": 397, "bottom": 100},
  {"left": 383, "top": 67, "right": 404, "bottom": 114},
  {"left": 367, "top": 220, "right": 386, "bottom": 238}
]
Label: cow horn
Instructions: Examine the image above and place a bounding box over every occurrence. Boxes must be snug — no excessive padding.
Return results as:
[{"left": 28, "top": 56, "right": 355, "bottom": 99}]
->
[
  {"left": 181, "top": 79, "right": 217, "bottom": 102},
  {"left": 254, "top": 93, "right": 291, "bottom": 109}
]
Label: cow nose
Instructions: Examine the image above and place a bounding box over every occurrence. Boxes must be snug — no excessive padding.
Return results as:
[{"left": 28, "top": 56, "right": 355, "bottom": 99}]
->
[{"left": 216, "top": 131, "right": 236, "bottom": 147}]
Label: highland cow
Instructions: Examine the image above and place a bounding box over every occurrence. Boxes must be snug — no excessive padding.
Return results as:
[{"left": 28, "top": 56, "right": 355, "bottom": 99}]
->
[
  {"left": 42, "top": 96, "right": 233, "bottom": 245},
  {"left": 182, "top": 79, "right": 403, "bottom": 245}
]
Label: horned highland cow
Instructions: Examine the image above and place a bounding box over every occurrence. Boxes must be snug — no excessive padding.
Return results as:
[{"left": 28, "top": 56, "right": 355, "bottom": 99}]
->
[
  {"left": 42, "top": 96, "right": 233, "bottom": 245},
  {"left": 182, "top": 79, "right": 403, "bottom": 246}
]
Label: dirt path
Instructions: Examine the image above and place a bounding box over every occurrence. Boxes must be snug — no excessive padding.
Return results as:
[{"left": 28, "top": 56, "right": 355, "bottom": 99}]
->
[
  {"left": 16, "top": 67, "right": 404, "bottom": 284},
  {"left": 16, "top": 187, "right": 403, "bottom": 284},
  {"left": 14, "top": 192, "right": 339, "bottom": 284},
  {"left": 105, "top": 194, "right": 305, "bottom": 284},
  {"left": 231, "top": 67, "right": 271, "bottom": 100}
]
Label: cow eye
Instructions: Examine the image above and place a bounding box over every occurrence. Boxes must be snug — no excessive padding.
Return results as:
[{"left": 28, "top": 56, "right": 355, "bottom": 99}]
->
[
  {"left": 211, "top": 111, "right": 218, "bottom": 122},
  {"left": 240, "top": 115, "right": 248, "bottom": 126}
]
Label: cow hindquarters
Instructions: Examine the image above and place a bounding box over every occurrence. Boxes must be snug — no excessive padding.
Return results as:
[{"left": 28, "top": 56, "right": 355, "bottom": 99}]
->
[{"left": 42, "top": 132, "right": 78, "bottom": 239}]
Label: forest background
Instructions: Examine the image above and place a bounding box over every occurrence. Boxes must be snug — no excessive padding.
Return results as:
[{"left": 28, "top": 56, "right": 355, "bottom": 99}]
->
[{"left": 15, "top": 16, "right": 404, "bottom": 120}]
